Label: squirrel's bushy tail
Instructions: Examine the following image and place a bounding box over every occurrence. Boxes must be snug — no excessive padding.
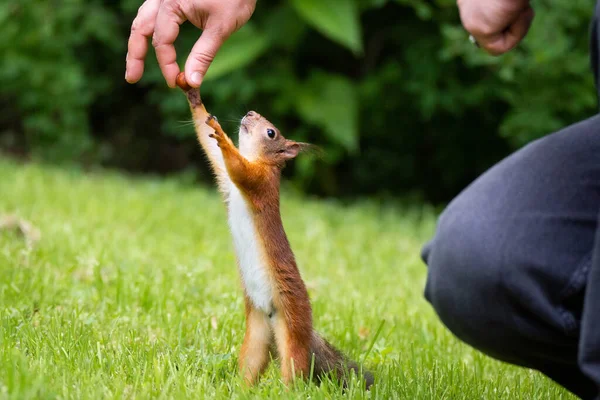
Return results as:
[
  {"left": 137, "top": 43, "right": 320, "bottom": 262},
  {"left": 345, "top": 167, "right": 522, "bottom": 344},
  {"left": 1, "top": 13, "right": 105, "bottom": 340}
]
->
[{"left": 309, "top": 331, "right": 374, "bottom": 389}]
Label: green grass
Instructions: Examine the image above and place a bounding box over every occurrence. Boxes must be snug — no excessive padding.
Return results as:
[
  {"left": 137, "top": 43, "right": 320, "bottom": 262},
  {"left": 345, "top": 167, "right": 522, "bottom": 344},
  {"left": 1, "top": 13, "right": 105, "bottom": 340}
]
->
[{"left": 0, "top": 158, "right": 575, "bottom": 399}]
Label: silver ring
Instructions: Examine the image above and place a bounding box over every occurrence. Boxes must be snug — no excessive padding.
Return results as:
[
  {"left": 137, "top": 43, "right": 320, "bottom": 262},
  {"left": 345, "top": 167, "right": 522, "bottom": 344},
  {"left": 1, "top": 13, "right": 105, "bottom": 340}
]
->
[{"left": 469, "top": 34, "right": 479, "bottom": 48}]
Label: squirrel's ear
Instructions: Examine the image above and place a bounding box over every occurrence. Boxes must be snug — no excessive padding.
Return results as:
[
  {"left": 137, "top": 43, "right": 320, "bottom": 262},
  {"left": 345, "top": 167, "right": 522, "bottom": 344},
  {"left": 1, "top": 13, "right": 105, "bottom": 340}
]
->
[
  {"left": 282, "top": 140, "right": 322, "bottom": 160},
  {"left": 282, "top": 140, "right": 301, "bottom": 160}
]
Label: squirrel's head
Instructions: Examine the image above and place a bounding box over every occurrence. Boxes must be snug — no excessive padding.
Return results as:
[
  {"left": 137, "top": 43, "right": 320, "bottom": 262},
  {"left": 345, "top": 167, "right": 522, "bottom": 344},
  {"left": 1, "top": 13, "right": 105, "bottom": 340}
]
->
[{"left": 238, "top": 111, "right": 315, "bottom": 166}]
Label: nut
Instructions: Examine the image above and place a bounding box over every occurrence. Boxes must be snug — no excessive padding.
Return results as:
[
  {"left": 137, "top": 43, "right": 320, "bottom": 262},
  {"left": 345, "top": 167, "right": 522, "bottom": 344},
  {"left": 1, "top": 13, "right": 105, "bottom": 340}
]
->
[{"left": 176, "top": 72, "right": 191, "bottom": 91}]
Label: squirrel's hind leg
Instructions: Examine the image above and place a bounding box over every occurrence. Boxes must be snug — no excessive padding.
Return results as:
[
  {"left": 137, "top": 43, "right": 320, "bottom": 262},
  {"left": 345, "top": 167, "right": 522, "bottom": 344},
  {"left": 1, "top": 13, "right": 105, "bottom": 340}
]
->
[
  {"left": 272, "top": 313, "right": 311, "bottom": 385},
  {"left": 239, "top": 301, "right": 273, "bottom": 385}
]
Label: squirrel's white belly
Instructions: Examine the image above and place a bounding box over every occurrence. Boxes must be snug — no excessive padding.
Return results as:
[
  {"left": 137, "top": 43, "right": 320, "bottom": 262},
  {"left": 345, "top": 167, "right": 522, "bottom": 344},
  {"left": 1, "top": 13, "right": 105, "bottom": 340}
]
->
[{"left": 227, "top": 186, "right": 273, "bottom": 313}]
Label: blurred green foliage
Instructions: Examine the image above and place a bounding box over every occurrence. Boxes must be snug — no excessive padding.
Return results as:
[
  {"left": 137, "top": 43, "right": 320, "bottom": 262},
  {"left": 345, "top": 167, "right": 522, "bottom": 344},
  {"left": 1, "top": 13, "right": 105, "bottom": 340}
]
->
[{"left": 0, "top": 0, "right": 597, "bottom": 202}]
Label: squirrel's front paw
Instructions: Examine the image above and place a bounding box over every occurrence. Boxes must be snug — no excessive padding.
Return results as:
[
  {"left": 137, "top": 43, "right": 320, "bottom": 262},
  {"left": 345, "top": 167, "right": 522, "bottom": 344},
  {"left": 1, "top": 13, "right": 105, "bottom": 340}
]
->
[
  {"left": 208, "top": 133, "right": 221, "bottom": 144},
  {"left": 206, "top": 115, "right": 231, "bottom": 147},
  {"left": 208, "top": 132, "right": 222, "bottom": 146},
  {"left": 206, "top": 115, "right": 220, "bottom": 130}
]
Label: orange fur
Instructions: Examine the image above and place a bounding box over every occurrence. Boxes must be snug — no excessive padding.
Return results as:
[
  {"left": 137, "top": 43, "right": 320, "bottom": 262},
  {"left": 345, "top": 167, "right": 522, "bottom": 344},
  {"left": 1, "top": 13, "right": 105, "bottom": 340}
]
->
[
  {"left": 207, "top": 114, "right": 314, "bottom": 383},
  {"left": 239, "top": 296, "right": 273, "bottom": 384},
  {"left": 177, "top": 80, "right": 373, "bottom": 389},
  {"left": 273, "top": 313, "right": 311, "bottom": 383}
]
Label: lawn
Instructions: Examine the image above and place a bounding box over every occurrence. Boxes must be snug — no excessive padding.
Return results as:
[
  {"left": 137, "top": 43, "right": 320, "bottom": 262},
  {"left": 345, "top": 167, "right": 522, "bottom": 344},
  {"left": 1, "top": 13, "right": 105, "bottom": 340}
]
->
[{"left": 0, "top": 159, "right": 575, "bottom": 399}]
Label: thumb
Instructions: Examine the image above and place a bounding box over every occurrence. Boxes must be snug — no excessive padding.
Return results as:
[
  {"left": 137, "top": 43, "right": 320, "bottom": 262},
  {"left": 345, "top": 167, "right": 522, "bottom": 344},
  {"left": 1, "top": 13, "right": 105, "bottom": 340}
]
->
[
  {"left": 184, "top": 28, "right": 226, "bottom": 88},
  {"left": 483, "top": 7, "right": 534, "bottom": 55},
  {"left": 506, "top": 7, "right": 535, "bottom": 45}
]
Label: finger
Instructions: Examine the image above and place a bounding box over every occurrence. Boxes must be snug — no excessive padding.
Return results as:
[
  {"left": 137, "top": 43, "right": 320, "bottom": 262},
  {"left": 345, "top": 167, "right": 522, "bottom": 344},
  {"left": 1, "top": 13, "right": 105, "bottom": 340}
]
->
[
  {"left": 184, "top": 26, "right": 227, "bottom": 88},
  {"left": 126, "top": 0, "right": 161, "bottom": 83},
  {"left": 503, "top": 7, "right": 535, "bottom": 49},
  {"left": 153, "top": 0, "right": 186, "bottom": 87},
  {"left": 480, "top": 7, "right": 535, "bottom": 56}
]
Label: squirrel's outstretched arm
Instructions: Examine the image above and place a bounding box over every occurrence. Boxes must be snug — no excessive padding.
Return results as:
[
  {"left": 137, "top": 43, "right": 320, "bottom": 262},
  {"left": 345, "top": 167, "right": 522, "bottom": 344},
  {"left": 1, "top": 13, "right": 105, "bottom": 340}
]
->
[
  {"left": 183, "top": 86, "right": 232, "bottom": 197},
  {"left": 206, "top": 115, "right": 264, "bottom": 195}
]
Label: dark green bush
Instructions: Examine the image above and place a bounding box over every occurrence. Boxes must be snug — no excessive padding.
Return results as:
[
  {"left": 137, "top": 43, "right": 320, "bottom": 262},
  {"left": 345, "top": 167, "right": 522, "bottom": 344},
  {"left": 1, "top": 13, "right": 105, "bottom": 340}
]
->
[{"left": 0, "top": 0, "right": 597, "bottom": 203}]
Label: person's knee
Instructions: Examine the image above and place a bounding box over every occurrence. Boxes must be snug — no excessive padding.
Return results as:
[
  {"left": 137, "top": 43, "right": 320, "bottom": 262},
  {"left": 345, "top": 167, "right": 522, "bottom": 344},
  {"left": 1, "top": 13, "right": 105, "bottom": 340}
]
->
[
  {"left": 422, "top": 199, "right": 509, "bottom": 352},
  {"left": 422, "top": 210, "right": 595, "bottom": 398},
  {"left": 421, "top": 114, "right": 600, "bottom": 341}
]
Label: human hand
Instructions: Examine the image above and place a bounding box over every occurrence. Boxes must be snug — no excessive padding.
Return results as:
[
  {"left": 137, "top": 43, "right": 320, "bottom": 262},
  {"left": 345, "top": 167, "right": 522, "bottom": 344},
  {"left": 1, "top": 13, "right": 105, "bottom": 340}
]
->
[
  {"left": 457, "top": 0, "right": 534, "bottom": 55},
  {"left": 125, "top": 0, "right": 257, "bottom": 88}
]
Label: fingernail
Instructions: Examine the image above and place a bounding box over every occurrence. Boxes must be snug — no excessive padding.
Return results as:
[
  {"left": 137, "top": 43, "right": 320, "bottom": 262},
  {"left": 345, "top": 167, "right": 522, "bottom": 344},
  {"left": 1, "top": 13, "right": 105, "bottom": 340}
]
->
[{"left": 191, "top": 72, "right": 201, "bottom": 85}]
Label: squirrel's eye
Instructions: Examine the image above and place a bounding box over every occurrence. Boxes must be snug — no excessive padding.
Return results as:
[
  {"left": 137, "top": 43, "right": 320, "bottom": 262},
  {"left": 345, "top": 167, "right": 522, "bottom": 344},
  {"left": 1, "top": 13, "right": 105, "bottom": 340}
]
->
[{"left": 267, "top": 129, "right": 276, "bottom": 139}]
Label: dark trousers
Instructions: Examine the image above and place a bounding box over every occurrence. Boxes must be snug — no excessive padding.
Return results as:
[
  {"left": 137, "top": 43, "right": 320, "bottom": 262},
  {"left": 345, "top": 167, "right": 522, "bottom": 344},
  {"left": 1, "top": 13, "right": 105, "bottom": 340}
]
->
[{"left": 421, "top": 3, "right": 600, "bottom": 399}]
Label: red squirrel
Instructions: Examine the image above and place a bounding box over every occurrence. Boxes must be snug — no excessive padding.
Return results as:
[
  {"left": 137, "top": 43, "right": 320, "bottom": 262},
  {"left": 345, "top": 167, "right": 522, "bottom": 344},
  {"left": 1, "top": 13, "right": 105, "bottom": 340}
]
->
[{"left": 176, "top": 73, "right": 374, "bottom": 389}]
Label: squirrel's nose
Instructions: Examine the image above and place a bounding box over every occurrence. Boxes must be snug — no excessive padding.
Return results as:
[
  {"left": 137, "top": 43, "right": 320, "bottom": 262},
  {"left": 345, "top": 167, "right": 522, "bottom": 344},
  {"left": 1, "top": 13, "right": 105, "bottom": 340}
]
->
[{"left": 245, "top": 111, "right": 257, "bottom": 118}]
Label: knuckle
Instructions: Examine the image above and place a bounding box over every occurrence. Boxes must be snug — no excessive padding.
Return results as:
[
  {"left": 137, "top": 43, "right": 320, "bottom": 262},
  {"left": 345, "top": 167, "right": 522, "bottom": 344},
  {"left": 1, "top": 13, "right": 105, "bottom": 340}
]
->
[
  {"left": 151, "top": 33, "right": 169, "bottom": 49},
  {"left": 462, "top": 20, "right": 493, "bottom": 38},
  {"left": 151, "top": 34, "right": 160, "bottom": 48},
  {"left": 161, "top": 0, "right": 179, "bottom": 14},
  {"left": 216, "top": 24, "right": 230, "bottom": 37},
  {"left": 477, "top": 25, "right": 496, "bottom": 38},
  {"left": 241, "top": 4, "right": 256, "bottom": 24},
  {"left": 462, "top": 21, "right": 478, "bottom": 35},
  {"left": 209, "top": 22, "right": 232, "bottom": 39},
  {"left": 132, "top": 1, "right": 156, "bottom": 32},
  {"left": 131, "top": 17, "right": 143, "bottom": 32},
  {"left": 192, "top": 51, "right": 216, "bottom": 66}
]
